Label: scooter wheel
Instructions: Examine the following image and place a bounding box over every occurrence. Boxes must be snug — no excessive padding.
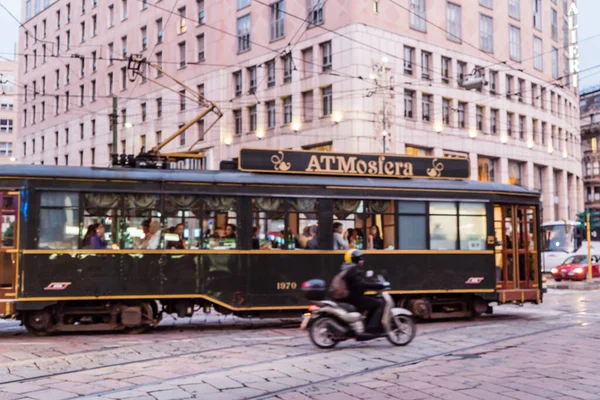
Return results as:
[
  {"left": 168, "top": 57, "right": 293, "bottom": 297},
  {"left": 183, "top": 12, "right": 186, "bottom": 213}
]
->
[
  {"left": 309, "top": 317, "right": 340, "bottom": 349},
  {"left": 386, "top": 315, "right": 416, "bottom": 346}
]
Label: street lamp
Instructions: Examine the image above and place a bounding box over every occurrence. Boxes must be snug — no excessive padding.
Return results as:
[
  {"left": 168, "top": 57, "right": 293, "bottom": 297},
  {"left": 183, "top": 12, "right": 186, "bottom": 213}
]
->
[
  {"left": 124, "top": 122, "right": 133, "bottom": 128},
  {"left": 9, "top": 157, "right": 16, "bottom": 162}
]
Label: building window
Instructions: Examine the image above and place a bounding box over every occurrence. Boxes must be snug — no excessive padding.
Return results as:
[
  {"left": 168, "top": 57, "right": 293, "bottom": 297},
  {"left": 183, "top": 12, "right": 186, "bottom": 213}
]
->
[
  {"left": 508, "top": 161, "right": 523, "bottom": 186},
  {"left": 156, "top": 130, "right": 162, "bottom": 145},
  {"left": 480, "top": 14, "right": 493, "bottom": 52},
  {"left": 156, "top": 97, "right": 162, "bottom": 118},
  {"left": 92, "top": 51, "right": 97, "bottom": 72},
  {"left": 237, "top": 15, "right": 251, "bottom": 53},
  {"left": 121, "top": 67, "right": 127, "bottom": 90},
  {"left": 234, "top": 71, "right": 242, "bottom": 97},
  {"left": 541, "top": 121, "right": 547, "bottom": 144},
  {"left": 480, "top": 0, "right": 492, "bottom": 8},
  {"left": 422, "top": 94, "right": 432, "bottom": 122},
  {"left": 156, "top": 52, "right": 163, "bottom": 76},
  {"left": 421, "top": 51, "right": 431, "bottom": 80},
  {"left": 308, "top": 0, "right": 324, "bottom": 26},
  {"left": 80, "top": 21, "right": 85, "bottom": 42},
  {"left": 197, "top": 34, "right": 205, "bottom": 61},
  {"left": 403, "top": 90, "right": 414, "bottom": 118},
  {"left": 177, "top": 6, "right": 186, "bottom": 33},
  {"left": 270, "top": 0, "right": 285, "bottom": 41},
  {"left": 322, "top": 86, "right": 332, "bottom": 116},
  {"left": 91, "top": 119, "right": 96, "bottom": 136},
  {"left": 506, "top": 75, "right": 513, "bottom": 99},
  {"left": 403, "top": 46, "right": 414, "bottom": 75},
  {"left": 91, "top": 148, "right": 95, "bottom": 165},
  {"left": 121, "top": 35, "right": 127, "bottom": 58},
  {"left": 519, "top": 115, "right": 525, "bottom": 139},
  {"left": 91, "top": 79, "right": 96, "bottom": 101},
  {"left": 551, "top": 8, "right": 558, "bottom": 41},
  {"left": 108, "top": 4, "right": 114, "bottom": 26},
  {"left": 237, "top": 0, "right": 251, "bottom": 9},
  {"left": 321, "top": 41, "right": 332, "bottom": 72},
  {"left": 533, "top": 36, "right": 543, "bottom": 71},
  {"left": 80, "top": 122, "right": 84, "bottom": 140},
  {"left": 121, "top": 108, "right": 127, "bottom": 127},
  {"left": 281, "top": 96, "right": 292, "bottom": 124},
  {"left": 282, "top": 54, "right": 292, "bottom": 83},
  {"left": 533, "top": 0, "right": 541, "bottom": 31},
  {"left": 178, "top": 41, "right": 186, "bottom": 68},
  {"left": 65, "top": 91, "right": 70, "bottom": 111},
  {"left": 198, "top": 0, "right": 205, "bottom": 24},
  {"left": 108, "top": 72, "right": 113, "bottom": 95},
  {"left": 490, "top": 108, "right": 498, "bottom": 134},
  {"left": 507, "top": 112, "right": 514, "bottom": 136},
  {"left": 441, "top": 56, "right": 450, "bottom": 84},
  {"left": 409, "top": 0, "right": 426, "bottom": 32},
  {"left": 249, "top": 105, "right": 257, "bottom": 132},
  {"left": 0, "top": 142, "right": 12, "bottom": 156},
  {"left": 457, "top": 61, "right": 466, "bottom": 83},
  {"left": 442, "top": 98, "right": 450, "bottom": 125},
  {"left": 302, "top": 90, "right": 313, "bottom": 122},
  {"left": 302, "top": 47, "right": 313, "bottom": 78},
  {"left": 179, "top": 90, "right": 186, "bottom": 111},
  {"left": 509, "top": 25, "right": 521, "bottom": 62},
  {"left": 156, "top": 18, "right": 163, "bottom": 43},
  {"left": 509, "top": 0, "right": 520, "bottom": 19},
  {"left": 552, "top": 47, "right": 559, "bottom": 78},
  {"left": 457, "top": 102, "right": 466, "bottom": 128},
  {"left": 267, "top": 60, "right": 276, "bottom": 87},
  {"left": 478, "top": 157, "right": 495, "bottom": 182},
  {"left": 141, "top": 26, "right": 147, "bottom": 50},
  {"left": 233, "top": 109, "right": 242, "bottom": 135},
  {"left": 248, "top": 66, "right": 257, "bottom": 93},
  {"left": 476, "top": 106, "right": 483, "bottom": 131},
  {"left": 518, "top": 78, "right": 525, "bottom": 103},
  {"left": 267, "top": 100, "right": 276, "bottom": 128},
  {"left": 121, "top": 0, "right": 127, "bottom": 20},
  {"left": 446, "top": 2, "right": 462, "bottom": 42},
  {"left": 0, "top": 119, "right": 13, "bottom": 132}
]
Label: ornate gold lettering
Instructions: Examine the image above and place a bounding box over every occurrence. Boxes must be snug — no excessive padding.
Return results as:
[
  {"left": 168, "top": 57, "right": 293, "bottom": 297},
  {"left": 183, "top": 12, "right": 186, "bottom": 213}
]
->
[
  {"left": 378, "top": 156, "right": 385, "bottom": 174},
  {"left": 384, "top": 161, "right": 394, "bottom": 175},
  {"left": 320, "top": 155, "right": 336, "bottom": 171},
  {"left": 368, "top": 160, "right": 378, "bottom": 174},
  {"left": 305, "top": 155, "right": 322, "bottom": 172},
  {"left": 403, "top": 162, "right": 414, "bottom": 176},
  {"left": 337, "top": 156, "right": 357, "bottom": 173},
  {"left": 356, "top": 160, "right": 368, "bottom": 174},
  {"left": 270, "top": 151, "right": 291, "bottom": 171}
]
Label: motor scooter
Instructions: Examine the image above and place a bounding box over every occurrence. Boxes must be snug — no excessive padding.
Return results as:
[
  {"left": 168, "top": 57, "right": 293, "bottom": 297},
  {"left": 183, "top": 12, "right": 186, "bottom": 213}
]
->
[{"left": 300, "top": 272, "right": 416, "bottom": 348}]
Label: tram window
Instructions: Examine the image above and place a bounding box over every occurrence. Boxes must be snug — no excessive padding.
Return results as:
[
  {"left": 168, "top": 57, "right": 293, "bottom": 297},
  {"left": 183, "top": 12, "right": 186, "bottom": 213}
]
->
[
  {"left": 38, "top": 192, "right": 80, "bottom": 249},
  {"left": 123, "top": 194, "right": 161, "bottom": 249},
  {"left": 459, "top": 203, "right": 487, "bottom": 250},
  {"left": 1, "top": 215, "right": 15, "bottom": 247},
  {"left": 397, "top": 201, "right": 426, "bottom": 250},
  {"left": 429, "top": 202, "right": 458, "bottom": 250},
  {"left": 82, "top": 193, "right": 120, "bottom": 249},
  {"left": 200, "top": 196, "right": 237, "bottom": 250},
  {"left": 333, "top": 199, "right": 394, "bottom": 250}
]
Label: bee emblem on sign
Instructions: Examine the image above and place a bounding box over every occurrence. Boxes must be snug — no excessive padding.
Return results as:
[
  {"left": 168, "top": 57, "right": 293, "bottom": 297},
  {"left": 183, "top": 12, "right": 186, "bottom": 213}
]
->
[
  {"left": 44, "top": 282, "right": 72, "bottom": 291},
  {"left": 426, "top": 159, "right": 444, "bottom": 177}
]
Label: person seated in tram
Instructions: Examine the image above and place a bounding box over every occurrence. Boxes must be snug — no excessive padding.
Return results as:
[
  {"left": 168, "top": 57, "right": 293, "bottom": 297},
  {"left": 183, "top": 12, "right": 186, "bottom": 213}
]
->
[
  {"left": 83, "top": 223, "right": 119, "bottom": 250},
  {"left": 224, "top": 223, "right": 237, "bottom": 239},
  {"left": 166, "top": 223, "right": 187, "bottom": 249},
  {"left": 251, "top": 226, "right": 260, "bottom": 249},
  {"left": 367, "top": 225, "right": 384, "bottom": 250},
  {"left": 306, "top": 225, "right": 319, "bottom": 249},
  {"left": 298, "top": 226, "right": 311, "bottom": 249},
  {"left": 136, "top": 220, "right": 162, "bottom": 250},
  {"left": 333, "top": 222, "right": 349, "bottom": 250}
]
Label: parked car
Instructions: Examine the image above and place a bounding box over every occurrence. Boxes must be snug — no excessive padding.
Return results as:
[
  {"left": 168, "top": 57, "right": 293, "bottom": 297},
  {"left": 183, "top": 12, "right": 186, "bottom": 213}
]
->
[{"left": 551, "top": 255, "right": 600, "bottom": 281}]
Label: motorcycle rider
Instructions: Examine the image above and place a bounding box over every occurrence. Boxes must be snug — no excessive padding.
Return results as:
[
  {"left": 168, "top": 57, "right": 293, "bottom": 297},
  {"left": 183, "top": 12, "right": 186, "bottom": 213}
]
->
[{"left": 339, "top": 249, "right": 386, "bottom": 340}]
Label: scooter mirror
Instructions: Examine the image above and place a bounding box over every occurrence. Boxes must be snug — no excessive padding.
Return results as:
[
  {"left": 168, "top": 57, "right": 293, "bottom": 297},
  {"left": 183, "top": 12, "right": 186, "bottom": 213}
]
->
[{"left": 366, "top": 270, "right": 374, "bottom": 278}]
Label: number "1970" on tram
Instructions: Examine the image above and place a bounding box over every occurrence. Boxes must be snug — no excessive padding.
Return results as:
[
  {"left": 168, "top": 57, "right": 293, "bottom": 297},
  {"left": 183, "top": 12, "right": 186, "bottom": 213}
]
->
[{"left": 0, "top": 149, "right": 543, "bottom": 334}]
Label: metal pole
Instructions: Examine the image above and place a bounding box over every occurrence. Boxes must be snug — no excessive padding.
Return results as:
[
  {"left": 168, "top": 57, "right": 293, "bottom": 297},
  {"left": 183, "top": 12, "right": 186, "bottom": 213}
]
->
[
  {"left": 587, "top": 210, "right": 592, "bottom": 282},
  {"left": 112, "top": 96, "right": 118, "bottom": 156},
  {"left": 382, "top": 65, "right": 387, "bottom": 154}
]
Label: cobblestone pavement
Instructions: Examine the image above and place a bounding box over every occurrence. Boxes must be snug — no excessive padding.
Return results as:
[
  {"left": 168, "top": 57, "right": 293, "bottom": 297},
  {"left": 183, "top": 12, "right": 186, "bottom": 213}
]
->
[{"left": 0, "top": 290, "right": 598, "bottom": 399}]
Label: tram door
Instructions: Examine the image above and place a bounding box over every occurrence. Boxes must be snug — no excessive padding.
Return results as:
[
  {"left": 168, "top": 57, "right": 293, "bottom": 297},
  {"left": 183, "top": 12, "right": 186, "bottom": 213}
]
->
[
  {"left": 494, "top": 205, "right": 539, "bottom": 300},
  {"left": 0, "top": 192, "right": 19, "bottom": 317}
]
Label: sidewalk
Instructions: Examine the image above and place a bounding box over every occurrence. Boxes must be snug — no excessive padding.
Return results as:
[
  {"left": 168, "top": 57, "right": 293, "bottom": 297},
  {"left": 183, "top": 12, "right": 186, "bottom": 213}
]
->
[{"left": 544, "top": 277, "right": 600, "bottom": 290}]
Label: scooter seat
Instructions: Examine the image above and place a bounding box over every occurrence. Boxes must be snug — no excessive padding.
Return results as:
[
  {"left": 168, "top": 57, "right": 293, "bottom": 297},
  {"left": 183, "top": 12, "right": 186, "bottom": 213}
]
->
[{"left": 337, "top": 303, "right": 357, "bottom": 313}]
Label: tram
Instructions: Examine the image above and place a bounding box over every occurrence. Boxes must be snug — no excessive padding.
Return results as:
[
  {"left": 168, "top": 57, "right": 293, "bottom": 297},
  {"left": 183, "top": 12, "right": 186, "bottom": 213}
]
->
[{"left": 0, "top": 149, "right": 543, "bottom": 334}]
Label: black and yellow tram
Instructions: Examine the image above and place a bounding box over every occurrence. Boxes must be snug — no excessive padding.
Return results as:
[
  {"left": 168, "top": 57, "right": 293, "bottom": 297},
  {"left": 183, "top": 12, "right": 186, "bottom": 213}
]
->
[{"left": 0, "top": 149, "right": 543, "bottom": 334}]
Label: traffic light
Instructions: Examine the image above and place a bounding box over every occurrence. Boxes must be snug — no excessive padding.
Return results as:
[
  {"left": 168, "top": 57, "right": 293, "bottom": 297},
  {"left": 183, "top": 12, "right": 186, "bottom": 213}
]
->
[{"left": 575, "top": 209, "right": 600, "bottom": 229}]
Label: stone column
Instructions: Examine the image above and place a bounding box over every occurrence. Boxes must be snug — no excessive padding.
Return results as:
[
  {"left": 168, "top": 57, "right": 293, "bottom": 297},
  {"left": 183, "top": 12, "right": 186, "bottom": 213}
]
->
[
  {"left": 499, "top": 157, "right": 509, "bottom": 185},
  {"left": 469, "top": 152, "right": 478, "bottom": 181},
  {"left": 545, "top": 166, "right": 555, "bottom": 221}
]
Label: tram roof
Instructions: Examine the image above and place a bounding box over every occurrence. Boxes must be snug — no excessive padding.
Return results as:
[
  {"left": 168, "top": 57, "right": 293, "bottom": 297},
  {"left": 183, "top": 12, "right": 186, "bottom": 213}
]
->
[{"left": 0, "top": 165, "right": 539, "bottom": 196}]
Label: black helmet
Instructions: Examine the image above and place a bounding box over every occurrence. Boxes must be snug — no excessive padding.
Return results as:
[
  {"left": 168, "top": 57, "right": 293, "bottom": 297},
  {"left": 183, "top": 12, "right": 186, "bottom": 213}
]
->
[{"left": 344, "top": 249, "right": 364, "bottom": 264}]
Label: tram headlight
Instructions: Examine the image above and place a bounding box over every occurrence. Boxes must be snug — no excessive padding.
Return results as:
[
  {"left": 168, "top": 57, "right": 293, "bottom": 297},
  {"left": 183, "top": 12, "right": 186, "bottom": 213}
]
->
[
  {"left": 551, "top": 268, "right": 558, "bottom": 274},
  {"left": 573, "top": 267, "right": 584, "bottom": 274}
]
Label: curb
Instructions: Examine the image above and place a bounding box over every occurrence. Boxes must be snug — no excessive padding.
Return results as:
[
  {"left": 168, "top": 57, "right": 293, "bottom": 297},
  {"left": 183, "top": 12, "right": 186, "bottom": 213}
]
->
[{"left": 544, "top": 281, "right": 600, "bottom": 290}]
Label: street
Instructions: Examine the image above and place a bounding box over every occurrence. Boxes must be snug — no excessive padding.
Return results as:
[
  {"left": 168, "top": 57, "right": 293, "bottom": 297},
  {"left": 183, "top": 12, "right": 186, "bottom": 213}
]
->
[{"left": 0, "top": 290, "right": 598, "bottom": 400}]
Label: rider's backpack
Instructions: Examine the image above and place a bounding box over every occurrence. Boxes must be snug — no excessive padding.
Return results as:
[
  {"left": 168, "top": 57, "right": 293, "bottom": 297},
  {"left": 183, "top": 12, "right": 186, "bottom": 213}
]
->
[{"left": 328, "top": 268, "right": 350, "bottom": 300}]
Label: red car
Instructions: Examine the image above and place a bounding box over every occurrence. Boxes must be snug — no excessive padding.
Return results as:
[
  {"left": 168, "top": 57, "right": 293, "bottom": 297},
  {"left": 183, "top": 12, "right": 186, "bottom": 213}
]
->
[{"left": 551, "top": 255, "right": 600, "bottom": 281}]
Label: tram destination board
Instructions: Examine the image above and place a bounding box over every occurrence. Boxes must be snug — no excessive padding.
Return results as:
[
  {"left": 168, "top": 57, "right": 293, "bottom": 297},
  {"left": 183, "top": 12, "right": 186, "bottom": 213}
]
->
[{"left": 239, "top": 148, "right": 470, "bottom": 179}]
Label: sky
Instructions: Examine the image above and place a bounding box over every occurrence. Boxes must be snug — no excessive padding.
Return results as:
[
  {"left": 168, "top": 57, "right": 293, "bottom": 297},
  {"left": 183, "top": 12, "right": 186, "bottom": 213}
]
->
[{"left": 0, "top": 0, "right": 598, "bottom": 88}]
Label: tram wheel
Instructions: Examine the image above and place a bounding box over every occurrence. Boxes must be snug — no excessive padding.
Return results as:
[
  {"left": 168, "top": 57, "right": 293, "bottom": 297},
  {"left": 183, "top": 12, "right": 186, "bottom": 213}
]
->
[
  {"left": 407, "top": 298, "right": 432, "bottom": 319},
  {"left": 24, "top": 309, "right": 55, "bottom": 336},
  {"left": 124, "top": 302, "right": 154, "bottom": 335}
]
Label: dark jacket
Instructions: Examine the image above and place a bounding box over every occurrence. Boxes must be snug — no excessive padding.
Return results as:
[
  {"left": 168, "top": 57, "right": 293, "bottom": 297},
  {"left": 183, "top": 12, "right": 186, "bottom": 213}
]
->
[{"left": 341, "top": 262, "right": 384, "bottom": 303}]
